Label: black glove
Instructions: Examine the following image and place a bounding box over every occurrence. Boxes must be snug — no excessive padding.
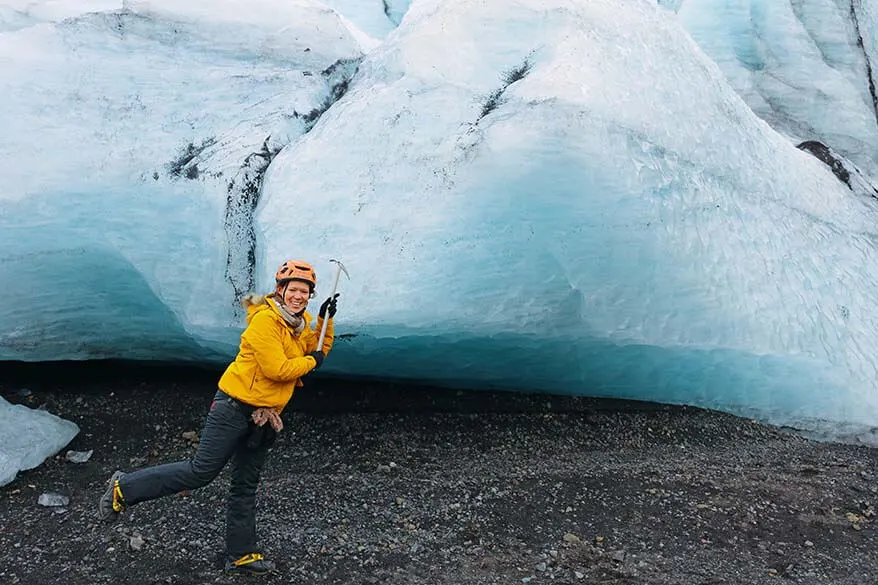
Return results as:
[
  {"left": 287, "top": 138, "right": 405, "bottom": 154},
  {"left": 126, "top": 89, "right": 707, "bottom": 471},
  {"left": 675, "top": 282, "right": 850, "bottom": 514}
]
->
[
  {"left": 318, "top": 293, "right": 340, "bottom": 319},
  {"left": 309, "top": 350, "right": 325, "bottom": 369}
]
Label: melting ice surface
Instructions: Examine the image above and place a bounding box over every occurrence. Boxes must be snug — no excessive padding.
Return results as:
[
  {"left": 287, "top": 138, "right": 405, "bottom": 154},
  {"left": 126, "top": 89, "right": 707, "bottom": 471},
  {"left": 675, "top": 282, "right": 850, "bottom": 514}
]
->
[
  {"left": 1, "top": 0, "right": 878, "bottom": 441},
  {"left": 672, "top": 0, "right": 878, "bottom": 177},
  {"left": 0, "top": 0, "right": 367, "bottom": 359}
]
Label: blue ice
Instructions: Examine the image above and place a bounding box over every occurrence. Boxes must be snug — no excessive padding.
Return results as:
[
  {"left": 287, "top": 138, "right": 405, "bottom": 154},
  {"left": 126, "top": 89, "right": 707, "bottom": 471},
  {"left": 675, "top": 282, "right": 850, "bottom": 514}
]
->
[{"left": 1, "top": 0, "right": 877, "bottom": 442}]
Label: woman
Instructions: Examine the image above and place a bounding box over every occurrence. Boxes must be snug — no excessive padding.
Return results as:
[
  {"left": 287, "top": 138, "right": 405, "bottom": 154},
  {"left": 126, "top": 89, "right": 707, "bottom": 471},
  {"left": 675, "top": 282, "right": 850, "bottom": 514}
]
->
[{"left": 98, "top": 259, "right": 338, "bottom": 576}]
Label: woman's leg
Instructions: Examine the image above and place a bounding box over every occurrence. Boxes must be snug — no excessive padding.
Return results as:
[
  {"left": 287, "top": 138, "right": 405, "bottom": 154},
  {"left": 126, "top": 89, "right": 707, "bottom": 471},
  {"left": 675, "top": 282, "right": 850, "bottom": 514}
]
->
[
  {"left": 118, "top": 393, "right": 250, "bottom": 505},
  {"left": 225, "top": 432, "right": 272, "bottom": 559}
]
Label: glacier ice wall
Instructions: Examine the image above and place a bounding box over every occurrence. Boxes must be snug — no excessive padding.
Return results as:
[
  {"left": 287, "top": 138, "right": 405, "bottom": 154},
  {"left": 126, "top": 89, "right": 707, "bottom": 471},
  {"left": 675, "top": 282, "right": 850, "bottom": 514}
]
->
[
  {"left": 0, "top": 0, "right": 364, "bottom": 359},
  {"left": 257, "top": 0, "right": 878, "bottom": 431},
  {"left": 1, "top": 0, "right": 877, "bottom": 437},
  {"left": 673, "top": 0, "right": 878, "bottom": 178}
]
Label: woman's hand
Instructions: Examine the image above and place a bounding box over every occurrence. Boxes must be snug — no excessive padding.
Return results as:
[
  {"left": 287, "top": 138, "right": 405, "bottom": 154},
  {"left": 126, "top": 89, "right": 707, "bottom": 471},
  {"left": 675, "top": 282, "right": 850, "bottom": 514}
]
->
[
  {"left": 251, "top": 407, "right": 284, "bottom": 432},
  {"left": 318, "top": 293, "right": 340, "bottom": 319},
  {"left": 308, "top": 350, "right": 325, "bottom": 369}
]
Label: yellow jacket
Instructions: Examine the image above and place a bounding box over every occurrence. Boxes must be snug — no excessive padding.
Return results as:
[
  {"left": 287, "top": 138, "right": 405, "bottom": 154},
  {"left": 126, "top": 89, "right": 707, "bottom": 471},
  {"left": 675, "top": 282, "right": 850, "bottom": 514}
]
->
[{"left": 218, "top": 294, "right": 334, "bottom": 411}]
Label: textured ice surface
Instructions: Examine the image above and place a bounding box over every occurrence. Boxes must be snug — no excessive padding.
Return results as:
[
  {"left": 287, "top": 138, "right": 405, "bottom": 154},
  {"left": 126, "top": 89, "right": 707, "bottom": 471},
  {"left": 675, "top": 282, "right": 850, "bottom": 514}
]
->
[
  {"left": 382, "top": 0, "right": 413, "bottom": 26},
  {"left": 1, "top": 0, "right": 878, "bottom": 438},
  {"left": 675, "top": 0, "right": 878, "bottom": 177},
  {"left": 0, "top": 397, "right": 79, "bottom": 487},
  {"left": 320, "top": 0, "right": 395, "bottom": 42},
  {"left": 797, "top": 140, "right": 878, "bottom": 199},
  {"left": 0, "top": 0, "right": 364, "bottom": 359},
  {"left": 258, "top": 0, "right": 878, "bottom": 432}
]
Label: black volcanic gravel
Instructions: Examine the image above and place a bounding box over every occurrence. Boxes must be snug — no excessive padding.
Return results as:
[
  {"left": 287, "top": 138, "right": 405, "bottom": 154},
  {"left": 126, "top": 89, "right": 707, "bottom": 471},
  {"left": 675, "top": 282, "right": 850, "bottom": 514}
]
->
[{"left": 1, "top": 362, "right": 876, "bottom": 585}]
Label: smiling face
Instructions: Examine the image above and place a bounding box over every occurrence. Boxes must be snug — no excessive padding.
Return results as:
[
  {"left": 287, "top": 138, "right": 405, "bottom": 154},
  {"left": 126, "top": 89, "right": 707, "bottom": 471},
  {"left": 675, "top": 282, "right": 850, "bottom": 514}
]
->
[{"left": 278, "top": 280, "right": 312, "bottom": 314}]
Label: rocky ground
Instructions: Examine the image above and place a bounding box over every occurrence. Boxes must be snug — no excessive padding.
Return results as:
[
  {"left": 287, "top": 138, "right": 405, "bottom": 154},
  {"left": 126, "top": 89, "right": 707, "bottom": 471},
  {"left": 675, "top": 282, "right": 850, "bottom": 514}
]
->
[{"left": 0, "top": 361, "right": 876, "bottom": 585}]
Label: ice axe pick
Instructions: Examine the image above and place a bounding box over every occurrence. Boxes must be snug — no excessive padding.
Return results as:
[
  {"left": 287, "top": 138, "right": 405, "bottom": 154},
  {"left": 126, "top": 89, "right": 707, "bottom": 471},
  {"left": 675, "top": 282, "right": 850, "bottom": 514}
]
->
[{"left": 317, "top": 258, "right": 349, "bottom": 352}]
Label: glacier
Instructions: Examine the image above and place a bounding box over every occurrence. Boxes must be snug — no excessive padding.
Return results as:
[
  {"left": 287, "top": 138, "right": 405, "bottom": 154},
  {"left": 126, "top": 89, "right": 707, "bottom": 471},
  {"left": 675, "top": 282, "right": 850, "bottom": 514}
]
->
[
  {"left": 1, "top": 0, "right": 878, "bottom": 440},
  {"left": 0, "top": 0, "right": 366, "bottom": 359},
  {"left": 671, "top": 0, "right": 878, "bottom": 178}
]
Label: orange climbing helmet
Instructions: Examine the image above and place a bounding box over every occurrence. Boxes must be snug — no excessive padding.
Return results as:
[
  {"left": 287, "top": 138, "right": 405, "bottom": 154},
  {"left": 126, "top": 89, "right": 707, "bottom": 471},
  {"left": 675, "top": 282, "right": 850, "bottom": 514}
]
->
[{"left": 275, "top": 259, "right": 316, "bottom": 291}]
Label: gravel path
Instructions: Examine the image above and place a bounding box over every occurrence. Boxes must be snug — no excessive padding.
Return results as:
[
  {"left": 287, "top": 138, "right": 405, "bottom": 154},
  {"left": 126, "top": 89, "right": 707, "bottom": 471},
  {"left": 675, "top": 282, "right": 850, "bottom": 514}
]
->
[{"left": 0, "top": 362, "right": 876, "bottom": 585}]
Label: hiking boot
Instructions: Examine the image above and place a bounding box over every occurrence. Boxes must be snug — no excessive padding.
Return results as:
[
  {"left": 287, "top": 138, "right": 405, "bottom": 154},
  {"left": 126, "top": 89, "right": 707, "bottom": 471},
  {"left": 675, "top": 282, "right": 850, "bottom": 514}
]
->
[
  {"left": 98, "top": 470, "right": 126, "bottom": 521},
  {"left": 224, "top": 553, "right": 276, "bottom": 576}
]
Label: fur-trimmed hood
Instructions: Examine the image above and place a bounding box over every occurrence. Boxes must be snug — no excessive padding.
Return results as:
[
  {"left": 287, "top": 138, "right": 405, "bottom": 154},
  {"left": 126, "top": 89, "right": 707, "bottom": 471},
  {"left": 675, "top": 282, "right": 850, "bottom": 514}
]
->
[
  {"left": 240, "top": 292, "right": 269, "bottom": 308},
  {"left": 240, "top": 292, "right": 273, "bottom": 325}
]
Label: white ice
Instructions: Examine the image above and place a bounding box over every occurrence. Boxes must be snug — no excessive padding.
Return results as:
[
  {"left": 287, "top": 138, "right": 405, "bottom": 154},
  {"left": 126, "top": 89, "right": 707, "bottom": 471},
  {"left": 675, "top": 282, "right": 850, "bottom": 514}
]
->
[
  {"left": 674, "top": 0, "right": 878, "bottom": 178},
  {"left": 0, "top": 0, "right": 364, "bottom": 359},
  {"left": 1, "top": 0, "right": 878, "bottom": 440},
  {"left": 259, "top": 0, "right": 878, "bottom": 434},
  {"left": 319, "top": 0, "right": 396, "bottom": 43},
  {"left": 0, "top": 397, "right": 79, "bottom": 486}
]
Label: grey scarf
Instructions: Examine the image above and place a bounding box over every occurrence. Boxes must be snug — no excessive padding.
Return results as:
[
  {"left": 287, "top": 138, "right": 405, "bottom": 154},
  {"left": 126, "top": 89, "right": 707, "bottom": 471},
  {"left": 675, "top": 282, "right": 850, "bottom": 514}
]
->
[{"left": 273, "top": 298, "right": 305, "bottom": 336}]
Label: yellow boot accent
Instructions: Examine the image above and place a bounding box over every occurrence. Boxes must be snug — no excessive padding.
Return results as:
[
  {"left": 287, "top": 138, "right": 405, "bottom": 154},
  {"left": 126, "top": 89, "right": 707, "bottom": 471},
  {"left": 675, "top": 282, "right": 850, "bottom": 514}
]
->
[
  {"left": 232, "top": 553, "right": 264, "bottom": 566},
  {"left": 112, "top": 480, "right": 126, "bottom": 512}
]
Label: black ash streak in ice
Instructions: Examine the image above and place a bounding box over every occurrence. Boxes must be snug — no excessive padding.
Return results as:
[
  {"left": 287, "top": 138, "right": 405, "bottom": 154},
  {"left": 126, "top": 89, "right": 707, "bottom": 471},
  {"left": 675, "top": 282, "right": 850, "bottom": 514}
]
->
[
  {"left": 166, "top": 138, "right": 216, "bottom": 181},
  {"left": 299, "top": 58, "right": 361, "bottom": 130},
  {"left": 162, "top": 58, "right": 361, "bottom": 306},
  {"left": 223, "top": 137, "right": 281, "bottom": 302},
  {"left": 476, "top": 57, "right": 533, "bottom": 122},
  {"left": 797, "top": 140, "right": 878, "bottom": 200},
  {"left": 224, "top": 57, "right": 361, "bottom": 303}
]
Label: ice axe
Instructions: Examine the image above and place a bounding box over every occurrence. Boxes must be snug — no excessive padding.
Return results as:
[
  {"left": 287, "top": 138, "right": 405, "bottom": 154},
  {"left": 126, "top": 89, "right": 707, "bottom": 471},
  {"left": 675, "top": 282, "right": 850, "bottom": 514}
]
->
[{"left": 317, "top": 258, "right": 349, "bottom": 352}]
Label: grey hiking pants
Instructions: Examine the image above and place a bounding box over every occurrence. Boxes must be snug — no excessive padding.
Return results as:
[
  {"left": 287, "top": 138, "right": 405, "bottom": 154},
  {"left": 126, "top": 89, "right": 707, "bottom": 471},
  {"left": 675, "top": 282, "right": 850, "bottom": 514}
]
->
[{"left": 118, "top": 390, "right": 274, "bottom": 558}]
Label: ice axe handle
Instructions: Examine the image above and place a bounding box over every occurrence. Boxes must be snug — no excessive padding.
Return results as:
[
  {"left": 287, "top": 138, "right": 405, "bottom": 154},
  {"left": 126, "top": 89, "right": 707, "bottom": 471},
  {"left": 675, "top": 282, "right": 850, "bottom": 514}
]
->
[{"left": 316, "top": 259, "right": 348, "bottom": 352}]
